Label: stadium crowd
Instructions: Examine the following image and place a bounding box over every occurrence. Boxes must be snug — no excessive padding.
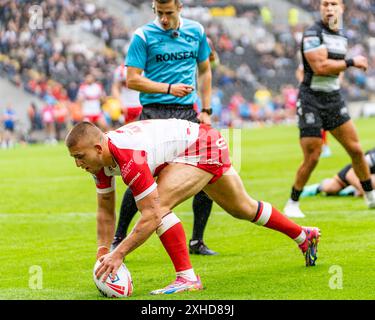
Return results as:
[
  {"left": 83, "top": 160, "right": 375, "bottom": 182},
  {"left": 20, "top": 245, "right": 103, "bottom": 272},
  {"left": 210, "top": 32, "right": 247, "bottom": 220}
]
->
[
  {"left": 287, "top": 0, "right": 375, "bottom": 98},
  {"left": 1, "top": 0, "right": 374, "bottom": 146}
]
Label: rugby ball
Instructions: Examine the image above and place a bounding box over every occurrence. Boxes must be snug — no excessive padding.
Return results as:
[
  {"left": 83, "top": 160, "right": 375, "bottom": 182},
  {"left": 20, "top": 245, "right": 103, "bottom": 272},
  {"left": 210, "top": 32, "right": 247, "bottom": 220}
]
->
[{"left": 93, "top": 260, "right": 133, "bottom": 298}]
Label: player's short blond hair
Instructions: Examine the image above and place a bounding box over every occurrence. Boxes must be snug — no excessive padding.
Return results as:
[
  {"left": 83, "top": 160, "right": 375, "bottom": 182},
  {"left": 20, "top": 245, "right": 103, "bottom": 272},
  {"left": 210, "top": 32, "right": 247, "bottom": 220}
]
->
[{"left": 65, "top": 121, "right": 102, "bottom": 148}]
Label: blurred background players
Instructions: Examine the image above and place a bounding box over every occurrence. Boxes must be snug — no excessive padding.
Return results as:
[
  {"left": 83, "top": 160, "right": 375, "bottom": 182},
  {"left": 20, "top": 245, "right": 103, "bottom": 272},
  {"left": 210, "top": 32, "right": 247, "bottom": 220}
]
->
[
  {"left": 111, "top": 64, "right": 142, "bottom": 124},
  {"left": 302, "top": 147, "right": 375, "bottom": 198},
  {"left": 77, "top": 74, "right": 107, "bottom": 131},
  {"left": 284, "top": 0, "right": 375, "bottom": 218}
]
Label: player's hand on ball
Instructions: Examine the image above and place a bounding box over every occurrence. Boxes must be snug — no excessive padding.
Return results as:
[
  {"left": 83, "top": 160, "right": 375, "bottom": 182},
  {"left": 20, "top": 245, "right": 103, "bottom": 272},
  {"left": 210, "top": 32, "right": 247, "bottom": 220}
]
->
[{"left": 95, "top": 251, "right": 124, "bottom": 283}]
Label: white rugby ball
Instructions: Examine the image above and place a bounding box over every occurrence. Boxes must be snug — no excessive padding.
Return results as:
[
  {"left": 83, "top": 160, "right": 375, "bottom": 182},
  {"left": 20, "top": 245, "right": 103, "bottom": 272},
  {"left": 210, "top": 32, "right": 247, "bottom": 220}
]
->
[{"left": 93, "top": 260, "right": 133, "bottom": 298}]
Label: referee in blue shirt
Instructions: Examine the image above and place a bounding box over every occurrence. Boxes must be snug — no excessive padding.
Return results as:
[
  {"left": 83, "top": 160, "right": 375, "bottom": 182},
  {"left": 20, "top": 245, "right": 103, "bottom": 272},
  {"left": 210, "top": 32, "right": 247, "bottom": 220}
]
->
[{"left": 111, "top": 0, "right": 217, "bottom": 255}]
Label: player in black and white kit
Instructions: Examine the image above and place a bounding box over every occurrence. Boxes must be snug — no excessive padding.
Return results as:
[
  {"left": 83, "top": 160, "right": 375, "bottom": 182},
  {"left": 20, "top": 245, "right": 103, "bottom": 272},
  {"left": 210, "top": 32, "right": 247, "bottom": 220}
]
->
[
  {"left": 284, "top": 0, "right": 375, "bottom": 217},
  {"left": 301, "top": 148, "right": 375, "bottom": 198}
]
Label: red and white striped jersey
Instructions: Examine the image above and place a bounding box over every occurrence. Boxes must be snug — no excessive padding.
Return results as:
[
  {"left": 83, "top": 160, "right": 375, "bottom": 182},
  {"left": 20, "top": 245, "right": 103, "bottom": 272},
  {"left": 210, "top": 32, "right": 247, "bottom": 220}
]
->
[
  {"left": 113, "top": 64, "right": 140, "bottom": 108},
  {"left": 94, "top": 119, "right": 199, "bottom": 201},
  {"left": 93, "top": 119, "right": 231, "bottom": 201},
  {"left": 77, "top": 82, "right": 104, "bottom": 116}
]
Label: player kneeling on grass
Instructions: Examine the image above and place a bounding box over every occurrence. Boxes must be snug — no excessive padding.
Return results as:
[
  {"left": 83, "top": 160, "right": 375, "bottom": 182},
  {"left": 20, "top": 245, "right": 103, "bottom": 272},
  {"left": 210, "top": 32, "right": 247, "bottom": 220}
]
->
[
  {"left": 65, "top": 119, "right": 321, "bottom": 295},
  {"left": 302, "top": 148, "right": 375, "bottom": 198}
]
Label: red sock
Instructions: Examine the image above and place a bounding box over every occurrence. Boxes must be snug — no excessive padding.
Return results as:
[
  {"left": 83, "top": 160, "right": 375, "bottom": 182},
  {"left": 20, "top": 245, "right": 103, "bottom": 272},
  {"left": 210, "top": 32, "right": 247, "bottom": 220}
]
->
[
  {"left": 253, "top": 202, "right": 305, "bottom": 244},
  {"left": 157, "top": 212, "right": 192, "bottom": 272},
  {"left": 322, "top": 130, "right": 327, "bottom": 145}
]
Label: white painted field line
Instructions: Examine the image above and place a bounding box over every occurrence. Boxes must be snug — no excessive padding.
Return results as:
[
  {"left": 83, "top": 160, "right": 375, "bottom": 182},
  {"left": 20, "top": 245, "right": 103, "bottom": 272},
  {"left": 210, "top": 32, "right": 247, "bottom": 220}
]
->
[
  {"left": 0, "top": 211, "right": 226, "bottom": 217},
  {"left": 0, "top": 210, "right": 368, "bottom": 217}
]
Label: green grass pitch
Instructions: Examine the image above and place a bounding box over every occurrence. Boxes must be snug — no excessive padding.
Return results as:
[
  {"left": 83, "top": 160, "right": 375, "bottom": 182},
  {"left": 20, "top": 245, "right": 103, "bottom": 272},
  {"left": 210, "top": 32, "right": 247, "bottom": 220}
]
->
[{"left": 0, "top": 118, "right": 374, "bottom": 300}]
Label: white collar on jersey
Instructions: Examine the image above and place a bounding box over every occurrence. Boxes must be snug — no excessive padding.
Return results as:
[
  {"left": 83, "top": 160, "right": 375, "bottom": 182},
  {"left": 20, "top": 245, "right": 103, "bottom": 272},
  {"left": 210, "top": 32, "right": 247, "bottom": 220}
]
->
[{"left": 153, "top": 15, "right": 184, "bottom": 32}]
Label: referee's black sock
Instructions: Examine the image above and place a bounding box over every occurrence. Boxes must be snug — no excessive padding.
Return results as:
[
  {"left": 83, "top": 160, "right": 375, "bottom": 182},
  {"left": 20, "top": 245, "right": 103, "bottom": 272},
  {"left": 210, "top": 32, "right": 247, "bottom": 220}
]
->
[
  {"left": 191, "top": 191, "right": 213, "bottom": 241},
  {"left": 115, "top": 188, "right": 138, "bottom": 239},
  {"left": 360, "top": 179, "right": 373, "bottom": 192},
  {"left": 290, "top": 186, "right": 303, "bottom": 202}
]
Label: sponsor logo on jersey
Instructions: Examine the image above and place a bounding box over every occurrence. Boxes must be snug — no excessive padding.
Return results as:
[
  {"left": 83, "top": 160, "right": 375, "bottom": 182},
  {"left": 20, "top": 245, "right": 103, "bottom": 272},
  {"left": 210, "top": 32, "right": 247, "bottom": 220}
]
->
[
  {"left": 216, "top": 137, "right": 227, "bottom": 150},
  {"left": 156, "top": 51, "right": 198, "bottom": 62},
  {"left": 305, "top": 112, "right": 316, "bottom": 124},
  {"left": 121, "top": 160, "right": 134, "bottom": 178},
  {"left": 206, "top": 159, "right": 223, "bottom": 166},
  {"left": 128, "top": 172, "right": 141, "bottom": 187},
  {"left": 340, "top": 107, "right": 348, "bottom": 115}
]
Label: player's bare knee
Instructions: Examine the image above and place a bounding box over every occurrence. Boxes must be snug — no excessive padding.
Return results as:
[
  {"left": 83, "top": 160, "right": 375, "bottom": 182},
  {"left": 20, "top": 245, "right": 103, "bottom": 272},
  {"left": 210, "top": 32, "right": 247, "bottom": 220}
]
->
[
  {"left": 228, "top": 200, "right": 258, "bottom": 221},
  {"left": 158, "top": 203, "right": 174, "bottom": 216},
  {"left": 320, "top": 179, "right": 334, "bottom": 194},
  {"left": 158, "top": 192, "right": 179, "bottom": 210},
  {"left": 323, "top": 185, "right": 338, "bottom": 194},
  {"left": 150, "top": 212, "right": 163, "bottom": 228},
  {"left": 347, "top": 144, "right": 364, "bottom": 161}
]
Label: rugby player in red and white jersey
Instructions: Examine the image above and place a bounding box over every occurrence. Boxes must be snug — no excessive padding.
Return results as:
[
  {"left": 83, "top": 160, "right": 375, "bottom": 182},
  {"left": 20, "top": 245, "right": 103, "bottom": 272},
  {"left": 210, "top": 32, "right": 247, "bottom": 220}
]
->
[
  {"left": 66, "top": 119, "right": 321, "bottom": 295},
  {"left": 112, "top": 64, "right": 142, "bottom": 124},
  {"left": 77, "top": 74, "right": 107, "bottom": 130}
]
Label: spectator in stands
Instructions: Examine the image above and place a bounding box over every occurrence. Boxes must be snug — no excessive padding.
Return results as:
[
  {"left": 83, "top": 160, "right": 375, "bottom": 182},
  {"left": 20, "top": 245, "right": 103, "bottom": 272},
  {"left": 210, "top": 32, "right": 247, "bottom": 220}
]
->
[{"left": 1, "top": 0, "right": 374, "bottom": 131}]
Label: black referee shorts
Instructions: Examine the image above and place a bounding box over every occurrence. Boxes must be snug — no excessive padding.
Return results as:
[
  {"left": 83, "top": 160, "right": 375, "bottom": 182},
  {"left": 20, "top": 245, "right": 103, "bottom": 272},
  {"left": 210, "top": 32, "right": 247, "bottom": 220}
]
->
[
  {"left": 140, "top": 103, "right": 199, "bottom": 123},
  {"left": 297, "top": 87, "right": 351, "bottom": 138}
]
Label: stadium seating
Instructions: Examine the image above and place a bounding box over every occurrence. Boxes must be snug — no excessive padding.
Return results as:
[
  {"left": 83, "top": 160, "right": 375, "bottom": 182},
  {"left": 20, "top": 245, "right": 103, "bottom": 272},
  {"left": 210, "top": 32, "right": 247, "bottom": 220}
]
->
[{"left": 1, "top": 0, "right": 374, "bottom": 132}]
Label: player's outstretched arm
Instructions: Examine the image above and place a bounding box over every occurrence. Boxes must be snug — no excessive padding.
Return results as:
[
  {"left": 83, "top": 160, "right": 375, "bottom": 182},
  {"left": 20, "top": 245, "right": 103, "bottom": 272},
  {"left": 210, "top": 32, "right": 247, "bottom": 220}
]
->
[
  {"left": 95, "top": 189, "right": 162, "bottom": 282},
  {"left": 114, "top": 189, "right": 162, "bottom": 258},
  {"left": 96, "top": 191, "right": 116, "bottom": 254}
]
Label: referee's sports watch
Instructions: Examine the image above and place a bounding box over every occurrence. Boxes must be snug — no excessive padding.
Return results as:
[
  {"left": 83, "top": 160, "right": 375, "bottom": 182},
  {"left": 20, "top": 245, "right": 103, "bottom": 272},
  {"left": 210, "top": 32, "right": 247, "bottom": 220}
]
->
[{"left": 201, "top": 108, "right": 212, "bottom": 115}]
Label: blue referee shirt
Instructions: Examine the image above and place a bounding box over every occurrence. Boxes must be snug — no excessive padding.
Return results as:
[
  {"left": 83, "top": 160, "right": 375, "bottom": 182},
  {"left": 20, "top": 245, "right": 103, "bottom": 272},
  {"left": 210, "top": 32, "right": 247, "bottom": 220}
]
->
[{"left": 125, "top": 17, "right": 211, "bottom": 106}]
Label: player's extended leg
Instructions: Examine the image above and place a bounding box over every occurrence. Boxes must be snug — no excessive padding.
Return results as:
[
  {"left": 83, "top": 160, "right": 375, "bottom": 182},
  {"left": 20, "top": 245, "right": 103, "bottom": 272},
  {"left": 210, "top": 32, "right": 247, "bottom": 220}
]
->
[
  {"left": 149, "top": 163, "right": 214, "bottom": 295},
  {"left": 189, "top": 192, "right": 217, "bottom": 255},
  {"left": 157, "top": 163, "right": 213, "bottom": 210},
  {"left": 330, "top": 120, "right": 375, "bottom": 208},
  {"left": 203, "top": 167, "right": 320, "bottom": 267},
  {"left": 284, "top": 136, "right": 323, "bottom": 217},
  {"left": 321, "top": 177, "right": 347, "bottom": 195}
]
